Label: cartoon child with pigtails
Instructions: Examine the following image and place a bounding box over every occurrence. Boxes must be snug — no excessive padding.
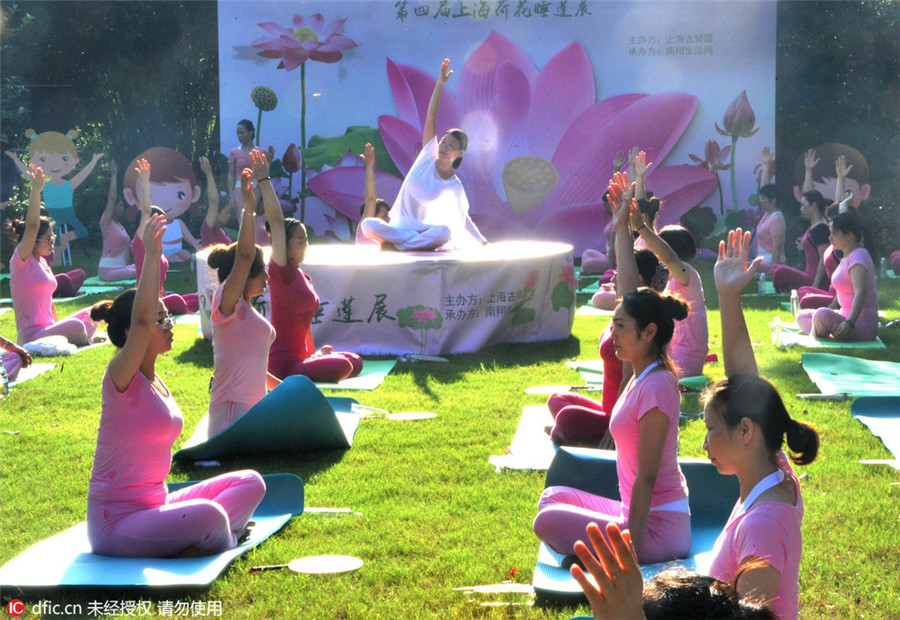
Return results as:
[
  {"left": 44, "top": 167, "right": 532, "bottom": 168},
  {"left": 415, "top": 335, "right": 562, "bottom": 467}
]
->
[{"left": 5, "top": 129, "right": 104, "bottom": 239}]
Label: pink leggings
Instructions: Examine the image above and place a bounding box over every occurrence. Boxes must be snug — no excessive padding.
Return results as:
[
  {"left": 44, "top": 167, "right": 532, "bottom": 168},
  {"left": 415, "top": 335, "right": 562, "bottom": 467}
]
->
[
  {"left": 798, "top": 285, "right": 835, "bottom": 310},
  {"left": 53, "top": 269, "right": 87, "bottom": 298},
  {"left": 580, "top": 249, "right": 608, "bottom": 276},
  {"left": 547, "top": 393, "right": 610, "bottom": 446},
  {"left": 533, "top": 485, "right": 691, "bottom": 564},
  {"left": 2, "top": 351, "right": 24, "bottom": 381},
  {"left": 771, "top": 264, "right": 817, "bottom": 293},
  {"left": 591, "top": 284, "right": 617, "bottom": 310},
  {"left": 98, "top": 265, "right": 137, "bottom": 282},
  {"left": 87, "top": 470, "right": 266, "bottom": 558},
  {"left": 272, "top": 351, "right": 363, "bottom": 383},
  {"left": 19, "top": 307, "right": 97, "bottom": 347},
  {"left": 797, "top": 308, "right": 878, "bottom": 341},
  {"left": 162, "top": 293, "right": 199, "bottom": 315}
]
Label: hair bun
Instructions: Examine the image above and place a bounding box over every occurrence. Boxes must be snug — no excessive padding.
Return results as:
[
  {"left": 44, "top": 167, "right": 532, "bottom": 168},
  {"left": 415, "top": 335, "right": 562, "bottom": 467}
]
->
[
  {"left": 206, "top": 245, "right": 229, "bottom": 269},
  {"left": 664, "top": 294, "right": 689, "bottom": 321},
  {"left": 90, "top": 300, "right": 114, "bottom": 323}
]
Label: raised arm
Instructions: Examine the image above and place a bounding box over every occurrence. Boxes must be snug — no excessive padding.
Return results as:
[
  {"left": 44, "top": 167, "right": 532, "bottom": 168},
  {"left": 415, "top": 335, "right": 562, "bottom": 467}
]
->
[
  {"left": 801, "top": 149, "right": 818, "bottom": 194},
  {"left": 570, "top": 522, "right": 644, "bottom": 620},
  {"left": 423, "top": 58, "right": 452, "bottom": 147},
  {"left": 108, "top": 214, "right": 166, "bottom": 393},
  {"left": 609, "top": 174, "right": 639, "bottom": 296},
  {"left": 714, "top": 229, "right": 762, "bottom": 376},
  {"left": 4, "top": 150, "right": 29, "bottom": 176},
  {"left": 759, "top": 147, "right": 774, "bottom": 186},
  {"left": 632, "top": 150, "right": 651, "bottom": 201},
  {"left": 834, "top": 155, "right": 852, "bottom": 203},
  {"left": 0, "top": 334, "right": 32, "bottom": 369},
  {"left": 359, "top": 143, "right": 378, "bottom": 221},
  {"left": 100, "top": 161, "right": 119, "bottom": 226},
  {"left": 218, "top": 170, "right": 258, "bottom": 317},
  {"left": 15, "top": 165, "right": 46, "bottom": 261},
  {"left": 629, "top": 205, "right": 690, "bottom": 286},
  {"left": 134, "top": 159, "right": 152, "bottom": 239},
  {"left": 200, "top": 156, "right": 222, "bottom": 229},
  {"left": 68, "top": 152, "right": 104, "bottom": 190},
  {"left": 627, "top": 409, "right": 670, "bottom": 551},
  {"left": 252, "top": 150, "right": 285, "bottom": 266}
]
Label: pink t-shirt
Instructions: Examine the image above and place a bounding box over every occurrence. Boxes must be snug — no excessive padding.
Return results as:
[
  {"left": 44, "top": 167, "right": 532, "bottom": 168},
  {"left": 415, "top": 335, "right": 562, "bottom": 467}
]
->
[
  {"left": 210, "top": 286, "right": 275, "bottom": 407},
  {"left": 228, "top": 148, "right": 253, "bottom": 187},
  {"left": 608, "top": 368, "right": 687, "bottom": 510},
  {"left": 708, "top": 469, "right": 803, "bottom": 620},
  {"left": 132, "top": 235, "right": 168, "bottom": 294},
  {"left": 665, "top": 264, "right": 708, "bottom": 378},
  {"left": 267, "top": 261, "right": 318, "bottom": 378},
  {"left": 10, "top": 252, "right": 57, "bottom": 344},
  {"left": 100, "top": 217, "right": 132, "bottom": 267},
  {"left": 88, "top": 370, "right": 183, "bottom": 508},
  {"left": 201, "top": 220, "right": 232, "bottom": 248},
  {"left": 832, "top": 247, "right": 878, "bottom": 330},
  {"left": 756, "top": 210, "right": 785, "bottom": 254}
]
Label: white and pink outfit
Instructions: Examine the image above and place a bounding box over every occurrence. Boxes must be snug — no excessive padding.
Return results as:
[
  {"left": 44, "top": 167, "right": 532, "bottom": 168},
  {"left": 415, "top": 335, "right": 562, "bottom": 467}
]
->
[
  {"left": 797, "top": 247, "right": 878, "bottom": 341},
  {"left": 666, "top": 264, "right": 708, "bottom": 378},
  {"left": 228, "top": 148, "right": 253, "bottom": 209},
  {"left": 87, "top": 370, "right": 265, "bottom": 557},
  {"left": 709, "top": 456, "right": 803, "bottom": 620},
  {"left": 98, "top": 216, "right": 136, "bottom": 282},
  {"left": 10, "top": 252, "right": 95, "bottom": 346},
  {"left": 534, "top": 366, "right": 690, "bottom": 564},
  {"left": 754, "top": 210, "right": 786, "bottom": 269},
  {"left": 208, "top": 286, "right": 276, "bottom": 436}
]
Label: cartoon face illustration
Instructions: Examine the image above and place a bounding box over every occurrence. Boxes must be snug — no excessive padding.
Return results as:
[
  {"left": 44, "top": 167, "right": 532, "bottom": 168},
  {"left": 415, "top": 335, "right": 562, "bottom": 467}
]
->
[
  {"left": 134, "top": 178, "right": 199, "bottom": 222},
  {"left": 32, "top": 151, "right": 79, "bottom": 179},
  {"left": 122, "top": 147, "right": 200, "bottom": 223}
]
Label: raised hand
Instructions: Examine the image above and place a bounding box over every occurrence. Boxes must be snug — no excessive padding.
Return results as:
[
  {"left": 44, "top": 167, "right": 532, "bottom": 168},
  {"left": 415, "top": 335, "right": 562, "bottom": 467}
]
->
[
  {"left": 715, "top": 228, "right": 762, "bottom": 296},
  {"left": 804, "top": 148, "right": 819, "bottom": 170},
  {"left": 633, "top": 150, "right": 651, "bottom": 177},
  {"left": 570, "top": 522, "right": 644, "bottom": 620},
  {"left": 25, "top": 164, "right": 45, "bottom": 193},
  {"left": 360, "top": 142, "right": 375, "bottom": 168},
  {"left": 249, "top": 149, "right": 269, "bottom": 181},
  {"left": 627, "top": 146, "right": 640, "bottom": 171},
  {"left": 110, "top": 160, "right": 118, "bottom": 176},
  {"left": 240, "top": 168, "right": 256, "bottom": 207},
  {"left": 199, "top": 156, "right": 212, "bottom": 175},
  {"left": 135, "top": 158, "right": 151, "bottom": 184},
  {"left": 761, "top": 146, "right": 773, "bottom": 164},
  {"left": 438, "top": 58, "right": 453, "bottom": 84},
  {"left": 835, "top": 155, "right": 852, "bottom": 179},
  {"left": 612, "top": 151, "right": 625, "bottom": 172},
  {"left": 628, "top": 198, "right": 644, "bottom": 232},
  {"left": 142, "top": 213, "right": 167, "bottom": 260}
]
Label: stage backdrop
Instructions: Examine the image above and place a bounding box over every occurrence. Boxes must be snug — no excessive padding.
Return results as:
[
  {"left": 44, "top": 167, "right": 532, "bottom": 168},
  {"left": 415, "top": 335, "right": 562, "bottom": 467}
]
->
[{"left": 219, "top": 0, "right": 776, "bottom": 253}]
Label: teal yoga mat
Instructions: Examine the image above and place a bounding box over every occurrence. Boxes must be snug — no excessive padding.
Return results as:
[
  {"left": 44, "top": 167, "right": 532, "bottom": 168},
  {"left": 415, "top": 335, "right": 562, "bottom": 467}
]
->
[
  {"left": 851, "top": 396, "right": 900, "bottom": 459},
  {"left": 174, "top": 375, "right": 360, "bottom": 463},
  {"left": 83, "top": 275, "right": 136, "bottom": 287},
  {"left": 315, "top": 359, "right": 398, "bottom": 390},
  {"left": 533, "top": 448, "right": 739, "bottom": 600},
  {"left": 776, "top": 323, "right": 885, "bottom": 349},
  {"left": 802, "top": 353, "right": 900, "bottom": 397},
  {"left": 0, "top": 473, "right": 303, "bottom": 590}
]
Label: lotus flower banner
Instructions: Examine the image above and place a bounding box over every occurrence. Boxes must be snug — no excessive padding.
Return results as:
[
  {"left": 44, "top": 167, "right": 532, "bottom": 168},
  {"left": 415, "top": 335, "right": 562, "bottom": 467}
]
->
[{"left": 219, "top": 1, "right": 775, "bottom": 250}]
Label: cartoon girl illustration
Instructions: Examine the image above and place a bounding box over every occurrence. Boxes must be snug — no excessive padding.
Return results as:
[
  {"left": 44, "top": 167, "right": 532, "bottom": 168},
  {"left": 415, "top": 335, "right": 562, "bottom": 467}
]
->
[
  {"left": 5, "top": 129, "right": 104, "bottom": 239},
  {"left": 123, "top": 147, "right": 202, "bottom": 262}
]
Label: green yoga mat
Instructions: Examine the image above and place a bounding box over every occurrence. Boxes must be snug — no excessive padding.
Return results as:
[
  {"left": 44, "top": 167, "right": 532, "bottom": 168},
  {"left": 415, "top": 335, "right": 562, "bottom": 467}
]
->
[
  {"left": 83, "top": 275, "right": 136, "bottom": 287},
  {"left": 0, "top": 473, "right": 303, "bottom": 590},
  {"left": 315, "top": 359, "right": 398, "bottom": 390},
  {"left": 776, "top": 323, "right": 885, "bottom": 349},
  {"left": 803, "top": 353, "right": 900, "bottom": 397},
  {"left": 851, "top": 397, "right": 900, "bottom": 459}
]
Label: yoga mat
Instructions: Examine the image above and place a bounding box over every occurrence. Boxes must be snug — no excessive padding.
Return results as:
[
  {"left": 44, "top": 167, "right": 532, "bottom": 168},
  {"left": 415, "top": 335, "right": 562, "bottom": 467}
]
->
[
  {"left": 314, "top": 359, "right": 398, "bottom": 390},
  {"left": 851, "top": 397, "right": 900, "bottom": 459},
  {"left": 174, "top": 375, "right": 360, "bottom": 463},
  {"left": 173, "top": 312, "right": 202, "bottom": 325},
  {"left": 803, "top": 353, "right": 900, "bottom": 397},
  {"left": 7, "top": 363, "right": 56, "bottom": 389},
  {"left": 488, "top": 405, "right": 557, "bottom": 471},
  {"left": 575, "top": 305, "right": 614, "bottom": 317},
  {"left": 774, "top": 323, "right": 885, "bottom": 349},
  {"left": 82, "top": 275, "right": 136, "bottom": 287},
  {"left": 533, "top": 448, "right": 739, "bottom": 599},
  {"left": 0, "top": 473, "right": 303, "bottom": 590},
  {"left": 50, "top": 284, "right": 125, "bottom": 303}
]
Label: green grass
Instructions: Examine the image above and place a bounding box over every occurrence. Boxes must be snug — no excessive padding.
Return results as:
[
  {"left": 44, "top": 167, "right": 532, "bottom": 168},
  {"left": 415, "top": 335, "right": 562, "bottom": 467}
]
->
[{"left": 1, "top": 254, "right": 899, "bottom": 619}]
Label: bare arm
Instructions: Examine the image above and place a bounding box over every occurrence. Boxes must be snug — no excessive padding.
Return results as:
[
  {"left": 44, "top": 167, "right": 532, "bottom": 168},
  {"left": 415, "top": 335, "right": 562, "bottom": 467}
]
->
[
  {"left": 108, "top": 215, "right": 166, "bottom": 393},
  {"left": 218, "top": 170, "right": 258, "bottom": 317},
  {"left": 14, "top": 165, "right": 46, "bottom": 261},
  {"left": 632, "top": 150, "right": 650, "bottom": 201},
  {"left": 252, "top": 150, "right": 286, "bottom": 266},
  {"left": 759, "top": 147, "right": 774, "bottom": 186},
  {"left": 423, "top": 58, "right": 452, "bottom": 147},
  {"left": 100, "top": 161, "right": 119, "bottom": 226},
  {"left": 834, "top": 155, "right": 852, "bottom": 203},
  {"left": 180, "top": 219, "right": 202, "bottom": 251},
  {"left": 200, "top": 156, "right": 221, "bottom": 229},
  {"left": 609, "top": 175, "right": 639, "bottom": 296},
  {"left": 630, "top": 206, "right": 690, "bottom": 286},
  {"left": 625, "top": 409, "right": 670, "bottom": 550},
  {"left": 134, "top": 159, "right": 152, "bottom": 239},
  {"left": 801, "top": 149, "right": 818, "bottom": 194},
  {"left": 0, "top": 335, "right": 32, "bottom": 368},
  {"left": 810, "top": 243, "right": 828, "bottom": 290},
  {"left": 714, "top": 229, "right": 762, "bottom": 377},
  {"left": 68, "top": 152, "right": 104, "bottom": 190},
  {"left": 4, "top": 150, "right": 29, "bottom": 176},
  {"left": 735, "top": 559, "right": 782, "bottom": 610},
  {"left": 359, "top": 143, "right": 378, "bottom": 221}
]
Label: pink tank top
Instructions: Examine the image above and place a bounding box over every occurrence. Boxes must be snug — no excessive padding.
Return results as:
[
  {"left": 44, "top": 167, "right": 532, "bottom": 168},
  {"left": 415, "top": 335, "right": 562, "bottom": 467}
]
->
[
  {"left": 665, "top": 264, "right": 709, "bottom": 377},
  {"left": 132, "top": 235, "right": 168, "bottom": 294},
  {"left": 100, "top": 218, "right": 131, "bottom": 266},
  {"left": 10, "top": 252, "right": 57, "bottom": 344}
]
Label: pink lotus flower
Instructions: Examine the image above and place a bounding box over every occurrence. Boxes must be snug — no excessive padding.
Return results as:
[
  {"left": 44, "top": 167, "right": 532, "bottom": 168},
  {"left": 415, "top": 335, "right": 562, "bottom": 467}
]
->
[
  {"left": 309, "top": 33, "right": 716, "bottom": 253},
  {"left": 412, "top": 307, "right": 437, "bottom": 323},
  {"left": 560, "top": 263, "right": 575, "bottom": 288},
  {"left": 689, "top": 140, "right": 732, "bottom": 172},
  {"left": 523, "top": 270, "right": 539, "bottom": 291},
  {"left": 716, "top": 90, "right": 759, "bottom": 139},
  {"left": 252, "top": 14, "right": 357, "bottom": 70},
  {"left": 282, "top": 143, "right": 302, "bottom": 173}
]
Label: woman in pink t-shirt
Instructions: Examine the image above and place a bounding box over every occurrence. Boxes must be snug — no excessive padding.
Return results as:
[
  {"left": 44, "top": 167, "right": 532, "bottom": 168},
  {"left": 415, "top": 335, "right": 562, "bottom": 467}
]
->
[
  {"left": 98, "top": 161, "right": 137, "bottom": 282},
  {"left": 753, "top": 184, "right": 785, "bottom": 271},
  {"left": 87, "top": 214, "right": 265, "bottom": 557},
  {"left": 251, "top": 150, "right": 362, "bottom": 382},
  {"left": 797, "top": 212, "right": 878, "bottom": 341},
  {"left": 705, "top": 229, "right": 820, "bottom": 620},
  {"left": 206, "top": 170, "right": 278, "bottom": 435},
  {"left": 200, "top": 155, "right": 233, "bottom": 248},
  {"left": 6, "top": 164, "right": 96, "bottom": 346}
]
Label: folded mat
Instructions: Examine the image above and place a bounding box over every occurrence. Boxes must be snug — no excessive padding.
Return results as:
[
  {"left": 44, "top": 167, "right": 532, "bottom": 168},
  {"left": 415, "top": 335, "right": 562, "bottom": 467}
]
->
[
  {"left": 775, "top": 322, "right": 885, "bottom": 349},
  {"left": 7, "top": 363, "right": 56, "bottom": 389},
  {"left": 803, "top": 353, "right": 900, "bottom": 397},
  {"left": 489, "top": 405, "right": 557, "bottom": 471},
  {"left": 533, "top": 447, "right": 739, "bottom": 600},
  {"left": 174, "top": 375, "right": 359, "bottom": 463},
  {"left": 0, "top": 473, "right": 303, "bottom": 590},
  {"left": 314, "top": 359, "right": 397, "bottom": 390},
  {"left": 850, "top": 396, "right": 900, "bottom": 459},
  {"left": 565, "top": 360, "right": 709, "bottom": 392},
  {"left": 575, "top": 305, "right": 614, "bottom": 317}
]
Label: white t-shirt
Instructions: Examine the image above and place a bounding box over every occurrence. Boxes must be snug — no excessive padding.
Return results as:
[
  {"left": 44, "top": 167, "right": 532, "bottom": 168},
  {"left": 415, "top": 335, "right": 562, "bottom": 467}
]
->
[{"left": 392, "top": 137, "right": 486, "bottom": 248}]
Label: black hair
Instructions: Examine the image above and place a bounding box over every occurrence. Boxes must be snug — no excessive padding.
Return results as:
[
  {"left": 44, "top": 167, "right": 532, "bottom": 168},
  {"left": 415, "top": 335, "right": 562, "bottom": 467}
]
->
[
  {"left": 802, "top": 190, "right": 828, "bottom": 216},
  {"left": 643, "top": 569, "right": 777, "bottom": 619},
  {"left": 359, "top": 198, "right": 391, "bottom": 218},
  {"left": 443, "top": 129, "right": 468, "bottom": 169},
  {"left": 702, "top": 374, "right": 820, "bottom": 465},
  {"left": 658, "top": 225, "right": 697, "bottom": 262},
  {"left": 831, "top": 211, "right": 877, "bottom": 261},
  {"left": 637, "top": 197, "right": 661, "bottom": 224},
  {"left": 758, "top": 184, "right": 777, "bottom": 203},
  {"left": 4, "top": 216, "right": 54, "bottom": 247},
  {"left": 237, "top": 119, "right": 256, "bottom": 138},
  {"left": 620, "top": 287, "right": 689, "bottom": 375},
  {"left": 150, "top": 206, "right": 166, "bottom": 218},
  {"left": 634, "top": 248, "right": 667, "bottom": 292},
  {"left": 207, "top": 243, "right": 267, "bottom": 284},
  {"left": 90, "top": 290, "right": 137, "bottom": 349},
  {"left": 264, "top": 217, "right": 307, "bottom": 240}
]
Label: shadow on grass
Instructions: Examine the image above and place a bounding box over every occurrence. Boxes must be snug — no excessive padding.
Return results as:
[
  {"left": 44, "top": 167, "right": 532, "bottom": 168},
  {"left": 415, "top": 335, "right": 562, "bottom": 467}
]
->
[
  {"left": 174, "top": 336, "right": 214, "bottom": 368},
  {"left": 172, "top": 447, "right": 350, "bottom": 484}
]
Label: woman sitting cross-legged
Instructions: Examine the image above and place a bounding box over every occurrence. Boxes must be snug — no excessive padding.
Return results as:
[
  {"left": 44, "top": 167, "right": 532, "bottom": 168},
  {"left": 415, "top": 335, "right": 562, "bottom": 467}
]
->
[{"left": 87, "top": 214, "right": 265, "bottom": 557}]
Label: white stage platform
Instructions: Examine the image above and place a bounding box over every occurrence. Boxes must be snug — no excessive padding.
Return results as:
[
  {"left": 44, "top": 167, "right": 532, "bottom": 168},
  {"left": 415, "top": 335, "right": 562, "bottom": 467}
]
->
[{"left": 196, "top": 241, "right": 575, "bottom": 356}]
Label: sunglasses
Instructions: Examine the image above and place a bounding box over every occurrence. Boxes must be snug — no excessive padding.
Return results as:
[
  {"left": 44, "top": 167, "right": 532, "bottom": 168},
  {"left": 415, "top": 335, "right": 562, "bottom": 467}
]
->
[{"left": 156, "top": 316, "right": 175, "bottom": 330}]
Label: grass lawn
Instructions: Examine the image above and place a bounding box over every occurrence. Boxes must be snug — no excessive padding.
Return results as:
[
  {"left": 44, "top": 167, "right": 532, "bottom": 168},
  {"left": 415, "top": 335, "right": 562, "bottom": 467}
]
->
[{"left": 1, "top": 246, "right": 899, "bottom": 619}]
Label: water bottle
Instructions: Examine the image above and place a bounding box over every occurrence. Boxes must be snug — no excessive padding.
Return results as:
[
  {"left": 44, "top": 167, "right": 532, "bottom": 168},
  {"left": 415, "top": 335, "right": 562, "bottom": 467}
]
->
[
  {"left": 790, "top": 290, "right": 800, "bottom": 317},
  {"left": 758, "top": 272, "right": 766, "bottom": 295},
  {"left": 880, "top": 257, "right": 887, "bottom": 279},
  {"left": 0, "top": 362, "right": 8, "bottom": 398}
]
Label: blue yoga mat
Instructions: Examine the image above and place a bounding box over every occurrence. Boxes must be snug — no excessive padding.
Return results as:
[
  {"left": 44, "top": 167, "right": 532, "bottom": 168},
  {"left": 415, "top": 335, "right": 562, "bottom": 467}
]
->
[
  {"left": 174, "top": 375, "right": 360, "bottom": 463},
  {"left": 315, "top": 359, "right": 398, "bottom": 390},
  {"left": 0, "top": 473, "right": 303, "bottom": 589},
  {"left": 851, "top": 396, "right": 900, "bottom": 459},
  {"left": 803, "top": 353, "right": 900, "bottom": 397}
]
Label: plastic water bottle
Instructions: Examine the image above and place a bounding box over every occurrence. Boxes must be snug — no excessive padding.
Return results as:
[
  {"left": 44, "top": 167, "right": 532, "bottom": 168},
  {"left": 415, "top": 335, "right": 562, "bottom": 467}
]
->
[
  {"left": 880, "top": 257, "right": 887, "bottom": 279},
  {"left": 790, "top": 290, "right": 800, "bottom": 317},
  {"left": 0, "top": 363, "right": 8, "bottom": 398},
  {"left": 758, "top": 272, "right": 766, "bottom": 295}
]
